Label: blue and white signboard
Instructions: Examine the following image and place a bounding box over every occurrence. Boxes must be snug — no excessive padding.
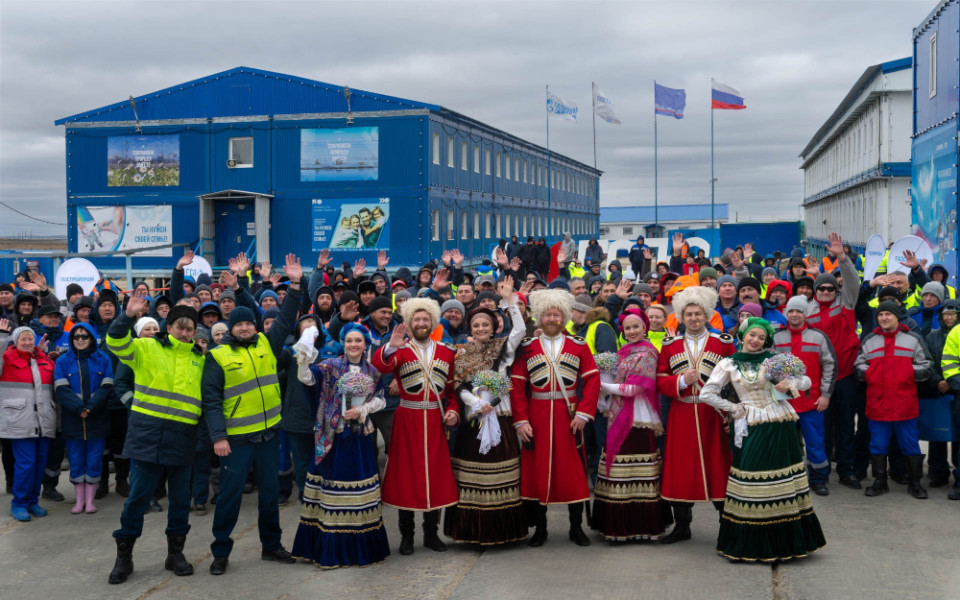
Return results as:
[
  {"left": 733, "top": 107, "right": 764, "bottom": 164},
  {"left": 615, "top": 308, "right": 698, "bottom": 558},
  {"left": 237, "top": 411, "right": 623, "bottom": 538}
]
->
[
  {"left": 312, "top": 198, "right": 390, "bottom": 252},
  {"left": 300, "top": 127, "right": 379, "bottom": 182}
]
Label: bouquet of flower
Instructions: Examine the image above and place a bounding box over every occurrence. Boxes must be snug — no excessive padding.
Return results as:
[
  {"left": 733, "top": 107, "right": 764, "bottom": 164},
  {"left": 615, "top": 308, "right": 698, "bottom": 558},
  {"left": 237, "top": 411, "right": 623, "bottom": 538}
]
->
[
  {"left": 595, "top": 352, "right": 619, "bottom": 382},
  {"left": 337, "top": 372, "right": 376, "bottom": 418},
  {"left": 472, "top": 370, "right": 512, "bottom": 400},
  {"left": 762, "top": 353, "right": 806, "bottom": 399}
]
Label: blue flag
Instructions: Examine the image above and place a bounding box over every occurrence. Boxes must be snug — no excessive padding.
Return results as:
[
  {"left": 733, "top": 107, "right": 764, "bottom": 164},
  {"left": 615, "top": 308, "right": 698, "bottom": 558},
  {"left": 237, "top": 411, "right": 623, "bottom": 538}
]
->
[{"left": 655, "top": 83, "right": 686, "bottom": 119}]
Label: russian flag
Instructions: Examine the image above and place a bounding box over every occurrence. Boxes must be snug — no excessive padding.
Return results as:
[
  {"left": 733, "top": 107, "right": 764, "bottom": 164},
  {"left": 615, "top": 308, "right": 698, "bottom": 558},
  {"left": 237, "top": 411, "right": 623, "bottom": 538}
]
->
[{"left": 711, "top": 80, "right": 746, "bottom": 110}]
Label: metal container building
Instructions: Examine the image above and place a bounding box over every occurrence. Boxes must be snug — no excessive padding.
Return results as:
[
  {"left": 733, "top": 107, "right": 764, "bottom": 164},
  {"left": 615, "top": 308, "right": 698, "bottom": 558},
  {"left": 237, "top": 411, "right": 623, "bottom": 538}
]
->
[
  {"left": 55, "top": 67, "right": 601, "bottom": 276},
  {"left": 913, "top": 0, "right": 960, "bottom": 286},
  {"left": 799, "top": 58, "right": 913, "bottom": 260}
]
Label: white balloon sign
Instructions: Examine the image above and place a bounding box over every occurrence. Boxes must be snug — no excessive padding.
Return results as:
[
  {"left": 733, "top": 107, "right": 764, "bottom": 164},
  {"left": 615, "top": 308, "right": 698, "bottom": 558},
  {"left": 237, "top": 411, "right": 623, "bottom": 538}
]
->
[
  {"left": 55, "top": 258, "right": 100, "bottom": 299},
  {"left": 888, "top": 235, "right": 934, "bottom": 275},
  {"left": 862, "top": 234, "right": 886, "bottom": 281},
  {"left": 183, "top": 256, "right": 212, "bottom": 281}
]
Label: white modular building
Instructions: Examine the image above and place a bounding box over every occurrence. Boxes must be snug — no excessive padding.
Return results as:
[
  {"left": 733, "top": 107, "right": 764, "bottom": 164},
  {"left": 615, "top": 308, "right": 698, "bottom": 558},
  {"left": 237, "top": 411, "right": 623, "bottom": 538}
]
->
[{"left": 799, "top": 58, "right": 913, "bottom": 258}]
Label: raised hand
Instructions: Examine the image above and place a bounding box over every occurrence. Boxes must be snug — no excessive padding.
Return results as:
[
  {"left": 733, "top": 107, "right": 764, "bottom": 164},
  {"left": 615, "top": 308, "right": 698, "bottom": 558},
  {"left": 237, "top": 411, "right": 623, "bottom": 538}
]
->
[
  {"left": 431, "top": 268, "right": 450, "bottom": 291},
  {"left": 672, "top": 232, "right": 684, "bottom": 256},
  {"left": 220, "top": 269, "right": 238, "bottom": 290},
  {"left": 728, "top": 250, "right": 744, "bottom": 270},
  {"left": 259, "top": 259, "right": 272, "bottom": 277},
  {"left": 269, "top": 273, "right": 282, "bottom": 286},
  {"left": 283, "top": 253, "right": 303, "bottom": 282},
  {"left": 441, "top": 250, "right": 452, "bottom": 266},
  {"left": 28, "top": 270, "right": 48, "bottom": 291},
  {"left": 125, "top": 288, "right": 149, "bottom": 318},
  {"left": 826, "top": 232, "right": 844, "bottom": 258},
  {"left": 498, "top": 275, "right": 515, "bottom": 301},
  {"left": 495, "top": 247, "right": 509, "bottom": 268},
  {"left": 615, "top": 276, "right": 632, "bottom": 300},
  {"left": 377, "top": 250, "right": 389, "bottom": 270},
  {"left": 519, "top": 280, "right": 534, "bottom": 298},
  {"left": 900, "top": 249, "right": 919, "bottom": 271},
  {"left": 36, "top": 334, "right": 49, "bottom": 354},
  {"left": 509, "top": 256, "right": 521, "bottom": 271},
  {"left": 389, "top": 323, "right": 408, "bottom": 348},
  {"left": 235, "top": 252, "right": 251, "bottom": 276},
  {"left": 340, "top": 299, "right": 361, "bottom": 322},
  {"left": 316, "top": 248, "right": 332, "bottom": 270},
  {"left": 19, "top": 282, "right": 41, "bottom": 293},
  {"left": 352, "top": 259, "right": 367, "bottom": 279},
  {"left": 0, "top": 318, "right": 10, "bottom": 333},
  {"left": 643, "top": 248, "right": 653, "bottom": 261},
  {"left": 176, "top": 248, "right": 195, "bottom": 270},
  {"left": 557, "top": 248, "right": 567, "bottom": 264},
  {"left": 450, "top": 249, "right": 464, "bottom": 268}
]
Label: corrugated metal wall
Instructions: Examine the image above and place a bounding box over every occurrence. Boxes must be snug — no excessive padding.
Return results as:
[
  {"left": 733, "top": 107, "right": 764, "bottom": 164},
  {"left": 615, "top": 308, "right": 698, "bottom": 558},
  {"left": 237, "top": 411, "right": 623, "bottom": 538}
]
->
[{"left": 914, "top": 0, "right": 960, "bottom": 136}]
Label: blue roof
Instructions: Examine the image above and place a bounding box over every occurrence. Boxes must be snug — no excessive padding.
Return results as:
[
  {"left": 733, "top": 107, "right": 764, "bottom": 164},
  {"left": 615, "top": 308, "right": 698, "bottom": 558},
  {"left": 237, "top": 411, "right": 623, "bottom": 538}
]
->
[
  {"left": 55, "top": 66, "right": 441, "bottom": 125},
  {"left": 599, "top": 204, "right": 729, "bottom": 223}
]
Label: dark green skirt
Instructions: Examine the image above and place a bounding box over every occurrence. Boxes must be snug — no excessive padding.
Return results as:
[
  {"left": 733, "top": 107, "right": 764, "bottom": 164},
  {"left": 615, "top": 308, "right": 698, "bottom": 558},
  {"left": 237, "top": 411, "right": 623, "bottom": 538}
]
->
[{"left": 717, "top": 419, "right": 826, "bottom": 562}]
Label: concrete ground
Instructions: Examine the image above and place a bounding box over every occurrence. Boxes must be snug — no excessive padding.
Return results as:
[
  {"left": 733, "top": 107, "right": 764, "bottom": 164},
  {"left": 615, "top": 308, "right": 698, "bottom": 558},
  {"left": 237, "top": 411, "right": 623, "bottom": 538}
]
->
[{"left": 0, "top": 472, "right": 958, "bottom": 600}]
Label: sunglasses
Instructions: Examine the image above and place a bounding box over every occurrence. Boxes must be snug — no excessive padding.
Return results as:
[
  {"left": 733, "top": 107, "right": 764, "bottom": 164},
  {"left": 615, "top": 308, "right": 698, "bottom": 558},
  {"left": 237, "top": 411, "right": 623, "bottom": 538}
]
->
[
  {"left": 73, "top": 334, "right": 92, "bottom": 340},
  {"left": 816, "top": 286, "right": 836, "bottom": 293}
]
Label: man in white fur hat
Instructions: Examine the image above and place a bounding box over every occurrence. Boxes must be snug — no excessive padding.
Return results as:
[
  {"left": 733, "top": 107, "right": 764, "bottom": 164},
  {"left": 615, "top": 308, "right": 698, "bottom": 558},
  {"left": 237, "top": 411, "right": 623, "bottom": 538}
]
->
[
  {"left": 656, "top": 286, "right": 736, "bottom": 544},
  {"left": 510, "top": 289, "right": 600, "bottom": 547},
  {"left": 372, "top": 297, "right": 460, "bottom": 556}
]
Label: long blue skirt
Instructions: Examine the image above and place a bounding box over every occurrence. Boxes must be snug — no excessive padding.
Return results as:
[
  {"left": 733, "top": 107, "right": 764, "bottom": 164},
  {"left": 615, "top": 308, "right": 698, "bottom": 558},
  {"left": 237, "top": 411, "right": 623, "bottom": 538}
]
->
[{"left": 291, "top": 426, "right": 391, "bottom": 568}]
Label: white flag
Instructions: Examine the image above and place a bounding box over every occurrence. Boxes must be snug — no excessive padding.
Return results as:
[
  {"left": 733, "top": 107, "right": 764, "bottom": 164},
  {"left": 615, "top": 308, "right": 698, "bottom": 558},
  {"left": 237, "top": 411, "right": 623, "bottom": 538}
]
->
[
  {"left": 546, "top": 88, "right": 578, "bottom": 121},
  {"left": 593, "top": 84, "right": 621, "bottom": 125}
]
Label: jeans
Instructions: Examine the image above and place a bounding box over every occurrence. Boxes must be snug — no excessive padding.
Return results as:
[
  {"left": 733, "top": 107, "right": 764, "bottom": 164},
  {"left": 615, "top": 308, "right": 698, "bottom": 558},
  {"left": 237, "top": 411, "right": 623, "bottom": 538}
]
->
[
  {"left": 278, "top": 431, "right": 295, "bottom": 500},
  {"left": 284, "top": 431, "right": 314, "bottom": 500},
  {"left": 868, "top": 419, "right": 921, "bottom": 456},
  {"left": 193, "top": 436, "right": 214, "bottom": 505},
  {"left": 65, "top": 438, "right": 106, "bottom": 484},
  {"left": 826, "top": 375, "right": 870, "bottom": 477},
  {"left": 210, "top": 436, "right": 283, "bottom": 558},
  {"left": 10, "top": 437, "right": 50, "bottom": 509},
  {"left": 798, "top": 411, "right": 829, "bottom": 484},
  {"left": 113, "top": 460, "right": 191, "bottom": 540}
]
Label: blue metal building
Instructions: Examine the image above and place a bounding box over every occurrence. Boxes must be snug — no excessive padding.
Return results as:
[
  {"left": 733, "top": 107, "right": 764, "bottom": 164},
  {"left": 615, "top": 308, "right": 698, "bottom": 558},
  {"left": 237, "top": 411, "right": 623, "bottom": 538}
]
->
[
  {"left": 55, "top": 67, "right": 601, "bottom": 275},
  {"left": 913, "top": 0, "right": 960, "bottom": 284}
]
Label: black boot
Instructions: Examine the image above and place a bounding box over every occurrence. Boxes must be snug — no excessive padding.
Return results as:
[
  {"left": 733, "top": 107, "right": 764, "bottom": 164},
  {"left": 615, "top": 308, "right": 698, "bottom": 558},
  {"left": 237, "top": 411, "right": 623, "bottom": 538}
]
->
[
  {"left": 865, "top": 455, "right": 889, "bottom": 497},
  {"left": 660, "top": 503, "right": 692, "bottom": 544},
  {"left": 96, "top": 456, "right": 110, "bottom": 500},
  {"left": 398, "top": 510, "right": 415, "bottom": 555},
  {"left": 568, "top": 502, "right": 590, "bottom": 546},
  {"left": 115, "top": 458, "right": 130, "bottom": 498},
  {"left": 164, "top": 535, "right": 194, "bottom": 576},
  {"left": 907, "top": 455, "right": 928, "bottom": 499},
  {"left": 422, "top": 510, "right": 447, "bottom": 552},
  {"left": 41, "top": 475, "right": 64, "bottom": 502},
  {"left": 108, "top": 537, "right": 135, "bottom": 584},
  {"left": 528, "top": 505, "right": 548, "bottom": 547}
]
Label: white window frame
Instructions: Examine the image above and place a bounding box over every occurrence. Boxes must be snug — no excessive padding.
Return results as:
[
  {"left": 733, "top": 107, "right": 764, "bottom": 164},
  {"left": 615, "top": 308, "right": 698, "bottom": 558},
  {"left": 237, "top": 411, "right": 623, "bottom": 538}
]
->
[
  {"left": 461, "top": 141, "right": 468, "bottom": 170},
  {"left": 432, "top": 133, "right": 440, "bottom": 165},
  {"left": 485, "top": 148, "right": 491, "bottom": 175},
  {"left": 495, "top": 212, "right": 501, "bottom": 238},
  {"left": 447, "top": 136, "right": 455, "bottom": 167},
  {"left": 228, "top": 137, "right": 254, "bottom": 168},
  {"left": 462, "top": 211, "right": 469, "bottom": 240},
  {"left": 496, "top": 152, "right": 502, "bottom": 177},
  {"left": 523, "top": 160, "right": 528, "bottom": 183},
  {"left": 432, "top": 209, "right": 440, "bottom": 240},
  {"left": 474, "top": 212, "right": 480, "bottom": 239},
  {"left": 515, "top": 158, "right": 520, "bottom": 181},
  {"left": 447, "top": 210, "right": 455, "bottom": 241},
  {"left": 505, "top": 155, "right": 511, "bottom": 180},
  {"left": 930, "top": 33, "right": 938, "bottom": 98},
  {"left": 485, "top": 213, "right": 491, "bottom": 238},
  {"left": 474, "top": 145, "right": 480, "bottom": 173}
]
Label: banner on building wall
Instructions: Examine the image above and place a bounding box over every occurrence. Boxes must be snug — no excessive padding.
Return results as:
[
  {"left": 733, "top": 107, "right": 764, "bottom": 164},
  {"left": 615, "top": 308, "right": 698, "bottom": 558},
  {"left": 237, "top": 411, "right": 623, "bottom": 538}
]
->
[
  {"left": 300, "top": 127, "right": 379, "bottom": 182},
  {"left": 912, "top": 126, "right": 958, "bottom": 285},
  {"left": 311, "top": 198, "right": 390, "bottom": 252},
  {"left": 107, "top": 134, "right": 180, "bottom": 186},
  {"left": 77, "top": 206, "right": 173, "bottom": 257}
]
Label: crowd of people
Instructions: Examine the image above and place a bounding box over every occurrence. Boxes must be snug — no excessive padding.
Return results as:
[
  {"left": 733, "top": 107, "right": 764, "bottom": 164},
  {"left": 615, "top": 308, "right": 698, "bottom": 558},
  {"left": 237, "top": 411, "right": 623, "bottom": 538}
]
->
[{"left": 0, "top": 229, "right": 956, "bottom": 580}]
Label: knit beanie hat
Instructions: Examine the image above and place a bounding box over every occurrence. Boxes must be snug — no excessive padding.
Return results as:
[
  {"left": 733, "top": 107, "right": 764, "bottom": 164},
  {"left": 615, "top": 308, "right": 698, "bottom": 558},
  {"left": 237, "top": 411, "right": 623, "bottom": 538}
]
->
[
  {"left": 475, "top": 291, "right": 499, "bottom": 306},
  {"left": 738, "top": 277, "right": 763, "bottom": 296},
  {"left": 228, "top": 306, "right": 257, "bottom": 329},
  {"left": 762, "top": 267, "right": 778, "bottom": 280},
  {"left": 572, "top": 294, "right": 593, "bottom": 313},
  {"left": 877, "top": 286, "right": 901, "bottom": 301},
  {"left": 259, "top": 290, "right": 280, "bottom": 306},
  {"left": 814, "top": 272, "right": 838, "bottom": 289},
  {"left": 218, "top": 288, "right": 236, "bottom": 304},
  {"left": 167, "top": 305, "right": 199, "bottom": 326},
  {"left": 210, "top": 322, "right": 228, "bottom": 339},
  {"left": 65, "top": 283, "right": 84, "bottom": 299},
  {"left": 368, "top": 295, "right": 393, "bottom": 314},
  {"left": 10, "top": 326, "right": 35, "bottom": 345},
  {"left": 548, "top": 279, "right": 570, "bottom": 291},
  {"left": 261, "top": 308, "right": 280, "bottom": 323},
  {"left": 440, "top": 299, "right": 466, "bottom": 319},
  {"left": 395, "top": 290, "right": 412, "bottom": 301},
  {"left": 921, "top": 282, "right": 945, "bottom": 304},
  {"left": 716, "top": 274, "right": 738, "bottom": 291},
  {"left": 739, "top": 303, "right": 763, "bottom": 318},
  {"left": 134, "top": 317, "right": 159, "bottom": 336},
  {"left": 785, "top": 296, "right": 809, "bottom": 315},
  {"left": 698, "top": 267, "right": 718, "bottom": 282},
  {"left": 632, "top": 283, "right": 654, "bottom": 297},
  {"left": 876, "top": 300, "right": 901, "bottom": 320}
]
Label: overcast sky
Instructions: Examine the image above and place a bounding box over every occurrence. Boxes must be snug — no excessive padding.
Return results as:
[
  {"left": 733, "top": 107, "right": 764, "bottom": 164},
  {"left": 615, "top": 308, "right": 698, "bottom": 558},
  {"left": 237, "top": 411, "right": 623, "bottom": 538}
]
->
[{"left": 0, "top": 0, "right": 937, "bottom": 237}]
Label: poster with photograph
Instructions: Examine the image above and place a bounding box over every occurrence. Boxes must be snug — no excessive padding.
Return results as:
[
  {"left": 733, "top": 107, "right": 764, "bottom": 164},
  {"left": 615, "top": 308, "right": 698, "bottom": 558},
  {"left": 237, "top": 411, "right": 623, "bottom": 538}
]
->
[
  {"left": 76, "top": 205, "right": 173, "bottom": 257},
  {"left": 312, "top": 198, "right": 389, "bottom": 252},
  {"left": 107, "top": 134, "right": 180, "bottom": 186},
  {"left": 911, "top": 126, "right": 957, "bottom": 286},
  {"left": 300, "top": 127, "right": 379, "bottom": 182}
]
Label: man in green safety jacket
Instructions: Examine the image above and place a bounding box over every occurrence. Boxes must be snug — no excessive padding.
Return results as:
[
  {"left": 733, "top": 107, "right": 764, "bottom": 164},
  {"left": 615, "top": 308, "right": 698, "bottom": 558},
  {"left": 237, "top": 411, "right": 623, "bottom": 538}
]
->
[
  {"left": 106, "top": 295, "right": 204, "bottom": 585},
  {"left": 203, "top": 254, "right": 303, "bottom": 576}
]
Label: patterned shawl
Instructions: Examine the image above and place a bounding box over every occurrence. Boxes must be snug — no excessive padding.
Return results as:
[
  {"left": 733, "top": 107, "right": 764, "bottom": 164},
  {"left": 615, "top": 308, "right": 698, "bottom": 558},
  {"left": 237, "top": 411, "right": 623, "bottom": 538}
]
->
[
  {"left": 452, "top": 337, "right": 507, "bottom": 391},
  {"left": 605, "top": 339, "right": 659, "bottom": 475},
  {"left": 307, "top": 356, "right": 386, "bottom": 465}
]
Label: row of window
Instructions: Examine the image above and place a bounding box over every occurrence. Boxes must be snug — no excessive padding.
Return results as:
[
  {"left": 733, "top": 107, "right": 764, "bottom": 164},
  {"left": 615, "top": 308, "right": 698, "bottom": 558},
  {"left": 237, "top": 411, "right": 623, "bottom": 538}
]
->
[
  {"left": 431, "top": 133, "right": 595, "bottom": 197},
  {"left": 429, "top": 209, "right": 596, "bottom": 241}
]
